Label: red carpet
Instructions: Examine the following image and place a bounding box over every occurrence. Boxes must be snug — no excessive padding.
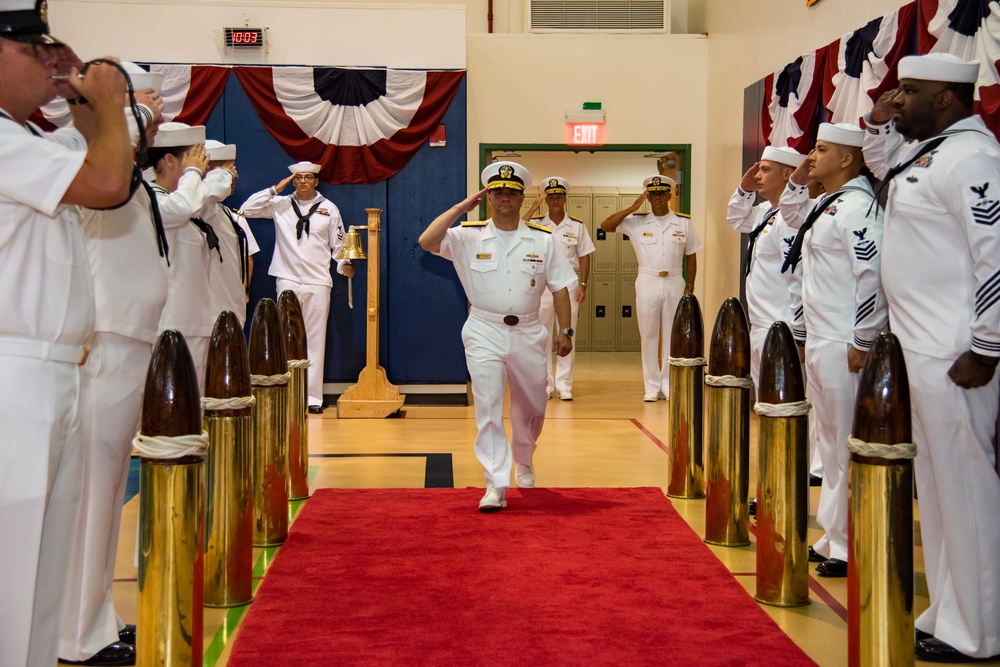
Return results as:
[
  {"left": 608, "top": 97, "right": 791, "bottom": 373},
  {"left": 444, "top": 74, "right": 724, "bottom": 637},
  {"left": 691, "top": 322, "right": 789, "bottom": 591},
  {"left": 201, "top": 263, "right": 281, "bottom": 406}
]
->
[{"left": 228, "top": 487, "right": 816, "bottom": 666}]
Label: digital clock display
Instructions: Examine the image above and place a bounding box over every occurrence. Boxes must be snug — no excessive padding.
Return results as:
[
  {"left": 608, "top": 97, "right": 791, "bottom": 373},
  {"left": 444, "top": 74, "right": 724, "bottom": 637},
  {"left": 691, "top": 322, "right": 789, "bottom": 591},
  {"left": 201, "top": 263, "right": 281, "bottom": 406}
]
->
[{"left": 225, "top": 28, "right": 264, "bottom": 47}]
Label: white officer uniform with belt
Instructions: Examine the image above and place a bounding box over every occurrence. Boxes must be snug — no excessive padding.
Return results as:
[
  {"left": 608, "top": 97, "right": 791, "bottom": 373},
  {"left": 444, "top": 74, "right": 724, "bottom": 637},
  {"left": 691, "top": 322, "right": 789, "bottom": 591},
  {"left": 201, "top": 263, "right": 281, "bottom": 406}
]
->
[
  {"left": 726, "top": 146, "right": 806, "bottom": 388},
  {"left": 617, "top": 176, "right": 703, "bottom": 401},
  {"left": 202, "top": 140, "right": 259, "bottom": 328},
  {"left": 430, "top": 162, "right": 577, "bottom": 509},
  {"left": 864, "top": 54, "right": 1000, "bottom": 659},
  {"left": 533, "top": 177, "right": 595, "bottom": 400},
  {"left": 59, "top": 67, "right": 170, "bottom": 664},
  {"left": 779, "top": 122, "right": 887, "bottom": 567},
  {"left": 150, "top": 122, "right": 212, "bottom": 388},
  {"left": 241, "top": 162, "right": 349, "bottom": 411}
]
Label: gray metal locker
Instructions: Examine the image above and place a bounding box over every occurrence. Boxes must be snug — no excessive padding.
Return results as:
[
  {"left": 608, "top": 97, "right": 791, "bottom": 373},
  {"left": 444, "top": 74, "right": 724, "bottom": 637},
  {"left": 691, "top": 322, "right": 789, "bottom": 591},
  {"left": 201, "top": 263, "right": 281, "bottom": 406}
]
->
[
  {"left": 590, "top": 273, "right": 619, "bottom": 350},
  {"left": 591, "top": 191, "right": 620, "bottom": 274},
  {"left": 567, "top": 190, "right": 593, "bottom": 351},
  {"left": 618, "top": 273, "right": 641, "bottom": 351}
]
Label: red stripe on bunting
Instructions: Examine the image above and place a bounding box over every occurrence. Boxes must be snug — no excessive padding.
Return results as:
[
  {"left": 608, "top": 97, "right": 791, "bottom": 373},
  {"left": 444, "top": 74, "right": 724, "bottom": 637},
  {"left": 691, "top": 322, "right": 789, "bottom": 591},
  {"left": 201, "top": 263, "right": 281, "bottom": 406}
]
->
[
  {"left": 918, "top": 0, "right": 940, "bottom": 54},
  {"left": 234, "top": 67, "right": 464, "bottom": 184},
  {"left": 761, "top": 72, "right": 774, "bottom": 146},
  {"left": 172, "top": 66, "right": 231, "bottom": 126}
]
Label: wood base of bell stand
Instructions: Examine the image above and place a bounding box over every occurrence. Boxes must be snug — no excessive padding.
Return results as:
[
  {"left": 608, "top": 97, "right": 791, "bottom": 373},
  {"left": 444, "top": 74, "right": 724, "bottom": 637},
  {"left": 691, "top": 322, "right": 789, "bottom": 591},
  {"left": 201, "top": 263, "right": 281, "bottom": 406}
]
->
[{"left": 336, "top": 365, "right": 405, "bottom": 418}]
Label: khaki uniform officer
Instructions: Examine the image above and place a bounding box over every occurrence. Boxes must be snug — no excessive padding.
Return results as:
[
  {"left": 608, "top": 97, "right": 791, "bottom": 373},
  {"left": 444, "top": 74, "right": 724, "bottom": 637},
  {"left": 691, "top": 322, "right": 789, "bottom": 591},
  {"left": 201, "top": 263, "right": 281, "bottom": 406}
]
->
[
  {"left": 600, "top": 176, "right": 702, "bottom": 402},
  {"left": 864, "top": 53, "right": 1000, "bottom": 662},
  {"left": 241, "top": 161, "right": 355, "bottom": 414},
  {"left": 523, "top": 176, "right": 595, "bottom": 400},
  {"left": 0, "top": 1, "right": 134, "bottom": 664},
  {"left": 418, "top": 162, "right": 578, "bottom": 511}
]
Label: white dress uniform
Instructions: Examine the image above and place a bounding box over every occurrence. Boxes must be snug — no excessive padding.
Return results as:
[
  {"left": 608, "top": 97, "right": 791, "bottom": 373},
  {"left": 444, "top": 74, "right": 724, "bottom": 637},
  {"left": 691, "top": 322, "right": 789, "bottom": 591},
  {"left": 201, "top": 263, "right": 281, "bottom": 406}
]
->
[
  {"left": 202, "top": 170, "right": 260, "bottom": 328},
  {"left": 726, "top": 190, "right": 798, "bottom": 387},
  {"left": 533, "top": 213, "right": 595, "bottom": 395},
  {"left": 240, "top": 188, "right": 348, "bottom": 408},
  {"left": 152, "top": 169, "right": 212, "bottom": 389},
  {"left": 60, "top": 182, "right": 169, "bottom": 661},
  {"left": 779, "top": 175, "right": 887, "bottom": 562},
  {"left": 435, "top": 219, "right": 577, "bottom": 488},
  {"left": 864, "top": 112, "right": 1000, "bottom": 658},
  {"left": 617, "top": 211, "right": 703, "bottom": 397},
  {"left": 0, "top": 114, "right": 92, "bottom": 667}
]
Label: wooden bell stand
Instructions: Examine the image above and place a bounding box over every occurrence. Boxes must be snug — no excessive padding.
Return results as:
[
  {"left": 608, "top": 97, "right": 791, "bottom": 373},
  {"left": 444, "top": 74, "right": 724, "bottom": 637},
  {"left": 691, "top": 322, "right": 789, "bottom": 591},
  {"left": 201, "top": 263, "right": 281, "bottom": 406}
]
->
[{"left": 336, "top": 208, "right": 406, "bottom": 418}]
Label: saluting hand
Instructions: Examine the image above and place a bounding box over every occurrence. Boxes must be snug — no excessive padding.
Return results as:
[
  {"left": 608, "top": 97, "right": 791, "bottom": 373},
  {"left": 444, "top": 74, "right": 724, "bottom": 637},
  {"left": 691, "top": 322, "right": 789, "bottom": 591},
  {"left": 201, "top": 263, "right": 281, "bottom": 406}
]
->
[
  {"left": 789, "top": 153, "right": 812, "bottom": 186},
  {"left": 870, "top": 88, "right": 900, "bottom": 125},
  {"left": 739, "top": 163, "right": 760, "bottom": 192},
  {"left": 275, "top": 174, "right": 294, "bottom": 193},
  {"left": 630, "top": 191, "right": 648, "bottom": 211},
  {"left": 183, "top": 143, "right": 210, "bottom": 175},
  {"left": 457, "top": 188, "right": 487, "bottom": 214}
]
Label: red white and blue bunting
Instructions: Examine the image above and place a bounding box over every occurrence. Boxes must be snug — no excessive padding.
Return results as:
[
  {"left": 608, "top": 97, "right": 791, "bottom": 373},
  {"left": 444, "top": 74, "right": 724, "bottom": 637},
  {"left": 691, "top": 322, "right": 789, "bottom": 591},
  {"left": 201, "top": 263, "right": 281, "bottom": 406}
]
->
[{"left": 762, "top": 50, "right": 826, "bottom": 153}]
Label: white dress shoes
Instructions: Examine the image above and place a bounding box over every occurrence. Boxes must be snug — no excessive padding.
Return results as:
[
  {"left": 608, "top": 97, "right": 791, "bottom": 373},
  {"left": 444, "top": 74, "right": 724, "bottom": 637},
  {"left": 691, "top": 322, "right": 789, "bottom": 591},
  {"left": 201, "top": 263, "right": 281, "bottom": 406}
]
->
[
  {"left": 479, "top": 485, "right": 507, "bottom": 512},
  {"left": 515, "top": 463, "right": 535, "bottom": 488},
  {"left": 559, "top": 390, "right": 573, "bottom": 401},
  {"left": 644, "top": 393, "right": 659, "bottom": 402}
]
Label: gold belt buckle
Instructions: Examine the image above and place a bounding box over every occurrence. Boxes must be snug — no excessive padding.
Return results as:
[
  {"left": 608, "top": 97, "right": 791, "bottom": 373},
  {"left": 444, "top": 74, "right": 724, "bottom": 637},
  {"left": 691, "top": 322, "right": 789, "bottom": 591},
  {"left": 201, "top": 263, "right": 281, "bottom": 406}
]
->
[
  {"left": 79, "top": 347, "right": 89, "bottom": 365},
  {"left": 658, "top": 270, "right": 669, "bottom": 277}
]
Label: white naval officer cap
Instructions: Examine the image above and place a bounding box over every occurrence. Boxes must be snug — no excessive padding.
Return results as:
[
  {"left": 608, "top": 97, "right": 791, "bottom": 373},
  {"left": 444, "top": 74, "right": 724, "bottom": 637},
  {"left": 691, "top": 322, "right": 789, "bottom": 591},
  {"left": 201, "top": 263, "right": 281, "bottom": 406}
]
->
[
  {"left": 643, "top": 175, "right": 675, "bottom": 192},
  {"left": 542, "top": 176, "right": 569, "bottom": 194},
  {"left": 898, "top": 53, "right": 979, "bottom": 84},
  {"left": 289, "top": 161, "right": 321, "bottom": 174},
  {"left": 482, "top": 161, "right": 531, "bottom": 191},
  {"left": 120, "top": 62, "right": 163, "bottom": 94},
  {"left": 151, "top": 121, "right": 205, "bottom": 147},
  {"left": 761, "top": 146, "right": 806, "bottom": 168},
  {"left": 205, "top": 139, "right": 236, "bottom": 161},
  {"left": 816, "top": 122, "right": 865, "bottom": 148}
]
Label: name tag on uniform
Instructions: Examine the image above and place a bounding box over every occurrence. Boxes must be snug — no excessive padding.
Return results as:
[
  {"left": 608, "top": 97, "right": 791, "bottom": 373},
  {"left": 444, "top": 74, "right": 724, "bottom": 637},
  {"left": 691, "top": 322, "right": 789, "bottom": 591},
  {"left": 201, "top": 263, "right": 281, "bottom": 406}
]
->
[
  {"left": 562, "top": 232, "right": 576, "bottom": 239},
  {"left": 476, "top": 253, "right": 492, "bottom": 259},
  {"left": 316, "top": 208, "right": 331, "bottom": 216},
  {"left": 672, "top": 230, "right": 685, "bottom": 238},
  {"left": 643, "top": 232, "right": 654, "bottom": 237}
]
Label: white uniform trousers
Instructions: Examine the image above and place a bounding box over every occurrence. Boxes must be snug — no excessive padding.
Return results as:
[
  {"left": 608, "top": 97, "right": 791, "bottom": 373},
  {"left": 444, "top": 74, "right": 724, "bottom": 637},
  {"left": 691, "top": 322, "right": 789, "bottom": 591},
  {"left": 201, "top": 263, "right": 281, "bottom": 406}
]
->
[
  {"left": 906, "top": 352, "right": 1000, "bottom": 658},
  {"left": 462, "top": 315, "right": 548, "bottom": 488},
  {"left": 187, "top": 334, "right": 209, "bottom": 395},
  {"left": 276, "top": 279, "right": 330, "bottom": 408},
  {"left": 60, "top": 333, "right": 149, "bottom": 661},
  {"left": 0, "top": 356, "right": 84, "bottom": 667},
  {"left": 635, "top": 273, "right": 684, "bottom": 396},
  {"left": 538, "top": 285, "right": 581, "bottom": 394},
  {"left": 805, "top": 337, "right": 857, "bottom": 562}
]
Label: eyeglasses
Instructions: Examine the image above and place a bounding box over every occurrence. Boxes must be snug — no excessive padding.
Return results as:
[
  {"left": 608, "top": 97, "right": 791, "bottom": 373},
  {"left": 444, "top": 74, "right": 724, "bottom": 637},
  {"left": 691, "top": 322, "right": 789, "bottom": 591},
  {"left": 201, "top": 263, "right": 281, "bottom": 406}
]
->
[{"left": 292, "top": 174, "right": 317, "bottom": 181}]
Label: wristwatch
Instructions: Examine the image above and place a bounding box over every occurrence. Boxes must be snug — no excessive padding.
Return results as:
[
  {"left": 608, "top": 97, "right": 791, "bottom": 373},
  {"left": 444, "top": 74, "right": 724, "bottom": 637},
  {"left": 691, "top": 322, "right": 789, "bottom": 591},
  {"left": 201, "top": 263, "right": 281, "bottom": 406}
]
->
[{"left": 559, "top": 328, "right": 574, "bottom": 337}]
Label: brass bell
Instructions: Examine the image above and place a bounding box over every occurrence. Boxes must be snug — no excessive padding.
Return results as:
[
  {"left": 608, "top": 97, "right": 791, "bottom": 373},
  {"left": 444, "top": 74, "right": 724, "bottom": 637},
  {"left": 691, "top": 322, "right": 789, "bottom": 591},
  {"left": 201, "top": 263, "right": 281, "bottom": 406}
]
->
[{"left": 335, "top": 227, "right": 367, "bottom": 261}]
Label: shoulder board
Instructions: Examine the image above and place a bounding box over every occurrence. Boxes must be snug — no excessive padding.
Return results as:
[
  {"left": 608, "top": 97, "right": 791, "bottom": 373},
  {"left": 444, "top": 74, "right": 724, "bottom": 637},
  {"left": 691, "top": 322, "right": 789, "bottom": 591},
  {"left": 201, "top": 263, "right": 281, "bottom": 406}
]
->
[
  {"left": 461, "top": 221, "right": 488, "bottom": 227},
  {"left": 229, "top": 207, "right": 244, "bottom": 216},
  {"left": 568, "top": 215, "right": 584, "bottom": 223},
  {"left": 673, "top": 211, "right": 691, "bottom": 219},
  {"left": 530, "top": 215, "right": 546, "bottom": 221},
  {"left": 633, "top": 211, "right": 649, "bottom": 216},
  {"left": 526, "top": 222, "right": 552, "bottom": 233}
]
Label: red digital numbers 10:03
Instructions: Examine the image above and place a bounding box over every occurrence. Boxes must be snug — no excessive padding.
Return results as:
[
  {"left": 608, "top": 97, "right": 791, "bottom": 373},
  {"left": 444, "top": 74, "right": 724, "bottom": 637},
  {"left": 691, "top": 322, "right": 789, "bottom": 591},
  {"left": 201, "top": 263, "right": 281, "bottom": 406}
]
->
[{"left": 232, "top": 31, "right": 259, "bottom": 44}]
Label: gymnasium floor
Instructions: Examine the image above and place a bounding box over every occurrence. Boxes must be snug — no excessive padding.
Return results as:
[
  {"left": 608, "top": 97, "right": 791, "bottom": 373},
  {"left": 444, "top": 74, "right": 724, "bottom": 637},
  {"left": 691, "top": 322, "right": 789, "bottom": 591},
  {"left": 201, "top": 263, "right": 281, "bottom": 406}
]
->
[{"left": 109, "top": 350, "right": 947, "bottom": 666}]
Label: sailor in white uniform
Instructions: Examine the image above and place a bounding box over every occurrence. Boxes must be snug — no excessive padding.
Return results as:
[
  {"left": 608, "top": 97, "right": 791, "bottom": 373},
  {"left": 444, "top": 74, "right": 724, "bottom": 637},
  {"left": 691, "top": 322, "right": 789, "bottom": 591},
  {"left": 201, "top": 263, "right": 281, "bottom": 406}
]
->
[
  {"left": 202, "top": 140, "right": 259, "bottom": 328},
  {"left": 241, "top": 161, "right": 354, "bottom": 413},
  {"left": 59, "top": 64, "right": 169, "bottom": 667},
  {"left": 779, "top": 122, "right": 887, "bottom": 578},
  {"left": 600, "top": 176, "right": 702, "bottom": 402},
  {"left": 864, "top": 53, "right": 1000, "bottom": 663},
  {"left": 418, "top": 162, "right": 577, "bottom": 511},
  {"left": 0, "top": 4, "right": 133, "bottom": 663},
  {"left": 523, "top": 176, "right": 595, "bottom": 400}
]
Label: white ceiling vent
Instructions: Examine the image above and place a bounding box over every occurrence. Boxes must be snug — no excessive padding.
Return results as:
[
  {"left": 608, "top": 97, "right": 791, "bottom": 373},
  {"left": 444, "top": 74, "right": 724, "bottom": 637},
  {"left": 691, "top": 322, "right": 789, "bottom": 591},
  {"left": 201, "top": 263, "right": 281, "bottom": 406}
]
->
[{"left": 528, "top": 0, "right": 667, "bottom": 32}]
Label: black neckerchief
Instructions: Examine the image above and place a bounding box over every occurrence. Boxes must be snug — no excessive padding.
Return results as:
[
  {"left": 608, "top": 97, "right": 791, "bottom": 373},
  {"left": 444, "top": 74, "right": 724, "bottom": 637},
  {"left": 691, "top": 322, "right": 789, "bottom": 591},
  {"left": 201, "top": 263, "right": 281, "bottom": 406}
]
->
[
  {"left": 138, "top": 177, "right": 169, "bottom": 265},
  {"left": 781, "top": 186, "right": 872, "bottom": 274},
  {"left": 219, "top": 205, "right": 250, "bottom": 286},
  {"left": 290, "top": 197, "right": 323, "bottom": 240},
  {"left": 745, "top": 207, "right": 780, "bottom": 277},
  {"left": 870, "top": 135, "right": 948, "bottom": 215},
  {"left": 0, "top": 109, "right": 43, "bottom": 137},
  {"left": 190, "top": 218, "right": 222, "bottom": 261}
]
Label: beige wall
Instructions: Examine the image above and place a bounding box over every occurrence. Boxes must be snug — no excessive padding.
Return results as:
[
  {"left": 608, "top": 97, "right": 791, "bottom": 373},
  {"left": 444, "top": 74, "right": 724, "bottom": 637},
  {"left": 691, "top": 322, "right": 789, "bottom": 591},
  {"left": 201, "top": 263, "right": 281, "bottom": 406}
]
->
[{"left": 700, "top": 0, "right": 908, "bottom": 319}]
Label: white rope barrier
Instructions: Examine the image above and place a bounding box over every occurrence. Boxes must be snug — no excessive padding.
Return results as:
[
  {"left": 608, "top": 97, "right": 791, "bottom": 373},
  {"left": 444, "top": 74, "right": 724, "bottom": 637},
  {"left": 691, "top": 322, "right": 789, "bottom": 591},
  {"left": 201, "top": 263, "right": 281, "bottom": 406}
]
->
[
  {"left": 201, "top": 395, "right": 256, "bottom": 411},
  {"left": 668, "top": 356, "right": 707, "bottom": 367},
  {"left": 705, "top": 374, "right": 754, "bottom": 389},
  {"left": 754, "top": 400, "right": 812, "bottom": 417},
  {"left": 132, "top": 431, "right": 210, "bottom": 459},
  {"left": 847, "top": 435, "right": 917, "bottom": 460},
  {"left": 251, "top": 372, "right": 291, "bottom": 387},
  {"left": 287, "top": 358, "right": 312, "bottom": 369}
]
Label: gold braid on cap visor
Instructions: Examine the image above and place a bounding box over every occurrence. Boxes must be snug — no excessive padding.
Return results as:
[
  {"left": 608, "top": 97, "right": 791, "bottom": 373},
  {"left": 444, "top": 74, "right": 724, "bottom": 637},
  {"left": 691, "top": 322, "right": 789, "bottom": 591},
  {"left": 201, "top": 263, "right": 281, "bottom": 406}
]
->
[{"left": 487, "top": 180, "right": 524, "bottom": 191}]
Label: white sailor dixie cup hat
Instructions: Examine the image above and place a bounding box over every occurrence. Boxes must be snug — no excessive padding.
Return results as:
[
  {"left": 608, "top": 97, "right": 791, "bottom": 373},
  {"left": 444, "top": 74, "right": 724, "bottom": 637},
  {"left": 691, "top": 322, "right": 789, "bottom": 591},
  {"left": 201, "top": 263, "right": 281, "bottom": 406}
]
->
[
  {"left": 482, "top": 161, "right": 531, "bottom": 191},
  {"left": 643, "top": 175, "right": 675, "bottom": 192},
  {"left": 542, "top": 176, "right": 569, "bottom": 194},
  {"left": 121, "top": 62, "right": 164, "bottom": 94},
  {"left": 761, "top": 146, "right": 807, "bottom": 168},
  {"left": 0, "top": 0, "right": 62, "bottom": 44},
  {"left": 898, "top": 53, "right": 980, "bottom": 84},
  {"left": 151, "top": 122, "right": 206, "bottom": 148},
  {"left": 205, "top": 140, "right": 236, "bottom": 161},
  {"left": 289, "top": 161, "right": 321, "bottom": 174},
  {"left": 816, "top": 122, "right": 865, "bottom": 148}
]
